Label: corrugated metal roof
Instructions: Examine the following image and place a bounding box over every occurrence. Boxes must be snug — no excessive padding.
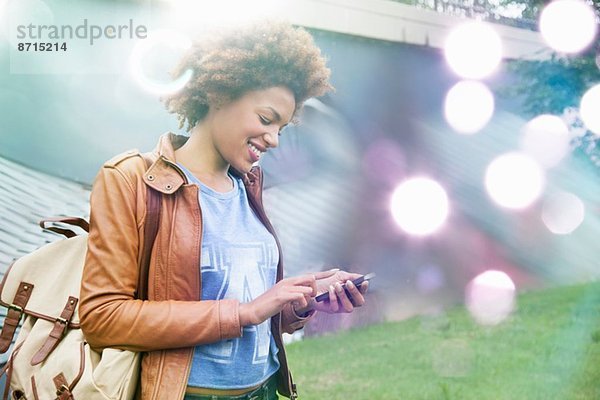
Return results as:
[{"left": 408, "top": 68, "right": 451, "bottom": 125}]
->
[{"left": 0, "top": 157, "right": 90, "bottom": 364}]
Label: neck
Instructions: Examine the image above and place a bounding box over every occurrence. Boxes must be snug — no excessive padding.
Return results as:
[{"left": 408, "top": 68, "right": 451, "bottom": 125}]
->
[{"left": 174, "top": 122, "right": 229, "bottom": 179}]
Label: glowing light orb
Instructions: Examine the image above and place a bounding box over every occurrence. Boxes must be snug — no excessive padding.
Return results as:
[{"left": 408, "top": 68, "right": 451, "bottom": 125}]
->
[
  {"left": 542, "top": 191, "right": 585, "bottom": 234},
  {"left": 444, "top": 21, "right": 503, "bottom": 79},
  {"left": 390, "top": 177, "right": 449, "bottom": 236},
  {"left": 485, "top": 152, "right": 545, "bottom": 209},
  {"left": 444, "top": 81, "right": 495, "bottom": 134},
  {"left": 129, "top": 29, "right": 193, "bottom": 96},
  {"left": 520, "top": 115, "right": 570, "bottom": 168},
  {"left": 580, "top": 84, "right": 600, "bottom": 135},
  {"left": 540, "top": 0, "right": 597, "bottom": 53},
  {"left": 466, "top": 270, "right": 516, "bottom": 326}
]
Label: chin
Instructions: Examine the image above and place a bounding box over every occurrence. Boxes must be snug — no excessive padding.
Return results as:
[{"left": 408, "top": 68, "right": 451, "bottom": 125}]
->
[{"left": 230, "top": 163, "right": 251, "bottom": 175}]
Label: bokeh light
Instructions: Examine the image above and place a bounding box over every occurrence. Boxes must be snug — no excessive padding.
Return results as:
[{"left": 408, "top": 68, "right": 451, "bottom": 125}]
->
[
  {"left": 444, "top": 81, "right": 495, "bottom": 134},
  {"left": 390, "top": 177, "right": 450, "bottom": 236},
  {"left": 129, "top": 29, "right": 193, "bottom": 96},
  {"left": 466, "top": 270, "right": 516, "bottom": 326},
  {"left": 485, "top": 152, "right": 545, "bottom": 209},
  {"left": 520, "top": 114, "right": 570, "bottom": 168},
  {"left": 444, "top": 21, "right": 503, "bottom": 79},
  {"left": 539, "top": 0, "right": 597, "bottom": 53},
  {"left": 542, "top": 191, "right": 585, "bottom": 234},
  {"left": 580, "top": 84, "right": 600, "bottom": 135}
]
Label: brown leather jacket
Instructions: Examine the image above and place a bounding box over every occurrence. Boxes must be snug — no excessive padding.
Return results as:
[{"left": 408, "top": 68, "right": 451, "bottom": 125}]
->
[{"left": 79, "top": 132, "right": 311, "bottom": 400}]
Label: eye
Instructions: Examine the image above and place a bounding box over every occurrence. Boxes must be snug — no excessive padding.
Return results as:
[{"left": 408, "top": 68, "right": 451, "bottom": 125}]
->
[{"left": 259, "top": 115, "right": 271, "bottom": 125}]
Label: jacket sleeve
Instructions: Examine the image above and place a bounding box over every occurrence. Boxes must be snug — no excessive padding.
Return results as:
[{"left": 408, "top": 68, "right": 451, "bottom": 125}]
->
[
  {"left": 79, "top": 163, "right": 241, "bottom": 352},
  {"left": 280, "top": 303, "right": 315, "bottom": 334}
]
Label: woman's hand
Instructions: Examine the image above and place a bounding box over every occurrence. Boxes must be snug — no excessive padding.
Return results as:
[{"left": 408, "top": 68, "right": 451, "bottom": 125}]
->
[
  {"left": 296, "top": 269, "right": 369, "bottom": 315},
  {"left": 239, "top": 274, "right": 316, "bottom": 326}
]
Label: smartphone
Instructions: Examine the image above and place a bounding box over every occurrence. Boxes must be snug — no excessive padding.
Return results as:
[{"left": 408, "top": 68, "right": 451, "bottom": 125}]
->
[{"left": 314, "top": 273, "right": 375, "bottom": 302}]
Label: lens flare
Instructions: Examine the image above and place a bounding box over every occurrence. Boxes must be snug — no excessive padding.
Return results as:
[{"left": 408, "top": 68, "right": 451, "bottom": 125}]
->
[
  {"left": 542, "top": 191, "right": 585, "bottom": 234},
  {"left": 520, "top": 115, "right": 570, "bottom": 168},
  {"left": 444, "top": 81, "right": 495, "bottom": 134},
  {"left": 466, "top": 270, "right": 516, "bottom": 326},
  {"left": 390, "top": 177, "right": 449, "bottom": 236},
  {"left": 129, "top": 29, "right": 193, "bottom": 96},
  {"left": 580, "top": 84, "right": 600, "bottom": 135},
  {"left": 444, "top": 21, "right": 503, "bottom": 79},
  {"left": 540, "top": 0, "right": 597, "bottom": 53},
  {"left": 485, "top": 152, "right": 545, "bottom": 209}
]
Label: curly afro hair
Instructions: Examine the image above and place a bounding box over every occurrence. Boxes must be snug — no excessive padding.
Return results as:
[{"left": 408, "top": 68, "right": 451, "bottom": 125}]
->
[{"left": 160, "top": 20, "right": 335, "bottom": 132}]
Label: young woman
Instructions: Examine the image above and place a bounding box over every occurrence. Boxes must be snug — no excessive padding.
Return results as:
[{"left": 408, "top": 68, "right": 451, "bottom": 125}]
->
[{"left": 79, "top": 20, "right": 368, "bottom": 400}]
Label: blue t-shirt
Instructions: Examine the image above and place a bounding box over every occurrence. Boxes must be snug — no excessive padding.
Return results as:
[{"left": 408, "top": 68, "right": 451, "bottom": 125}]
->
[{"left": 177, "top": 163, "right": 280, "bottom": 389}]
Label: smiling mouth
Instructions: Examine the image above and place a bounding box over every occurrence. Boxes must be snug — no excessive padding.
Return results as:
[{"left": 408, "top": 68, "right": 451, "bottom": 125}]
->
[{"left": 248, "top": 142, "right": 264, "bottom": 161}]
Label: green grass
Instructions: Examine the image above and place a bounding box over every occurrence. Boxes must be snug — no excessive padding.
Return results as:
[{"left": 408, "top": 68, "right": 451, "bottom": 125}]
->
[{"left": 284, "top": 282, "right": 600, "bottom": 400}]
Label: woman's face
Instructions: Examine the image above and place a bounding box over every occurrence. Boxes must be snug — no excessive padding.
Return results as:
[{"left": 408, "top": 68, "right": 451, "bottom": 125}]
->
[{"left": 207, "top": 86, "right": 295, "bottom": 174}]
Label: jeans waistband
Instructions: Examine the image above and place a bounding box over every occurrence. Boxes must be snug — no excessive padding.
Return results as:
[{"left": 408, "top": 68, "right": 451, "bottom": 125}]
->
[{"left": 183, "top": 374, "right": 278, "bottom": 400}]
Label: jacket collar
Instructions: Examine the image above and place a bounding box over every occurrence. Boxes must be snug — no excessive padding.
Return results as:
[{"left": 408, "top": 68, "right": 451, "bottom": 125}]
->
[{"left": 143, "top": 132, "right": 261, "bottom": 195}]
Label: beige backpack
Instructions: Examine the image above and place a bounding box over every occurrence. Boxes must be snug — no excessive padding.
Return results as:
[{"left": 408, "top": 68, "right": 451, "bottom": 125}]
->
[{"left": 0, "top": 154, "right": 160, "bottom": 400}]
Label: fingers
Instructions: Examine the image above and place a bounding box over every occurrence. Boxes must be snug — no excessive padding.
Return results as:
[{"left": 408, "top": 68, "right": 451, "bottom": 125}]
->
[
  {"left": 287, "top": 286, "right": 315, "bottom": 298},
  {"left": 282, "top": 271, "right": 370, "bottom": 315},
  {"left": 345, "top": 279, "right": 365, "bottom": 307},
  {"left": 291, "top": 298, "right": 309, "bottom": 310},
  {"left": 329, "top": 279, "right": 367, "bottom": 312},
  {"left": 358, "top": 280, "right": 369, "bottom": 294},
  {"left": 289, "top": 274, "right": 315, "bottom": 285},
  {"left": 286, "top": 274, "right": 317, "bottom": 297},
  {"left": 270, "top": 284, "right": 314, "bottom": 313},
  {"left": 336, "top": 271, "right": 363, "bottom": 281},
  {"left": 328, "top": 285, "right": 339, "bottom": 312},
  {"left": 289, "top": 291, "right": 310, "bottom": 309},
  {"left": 334, "top": 282, "right": 354, "bottom": 313},
  {"left": 313, "top": 268, "right": 340, "bottom": 280}
]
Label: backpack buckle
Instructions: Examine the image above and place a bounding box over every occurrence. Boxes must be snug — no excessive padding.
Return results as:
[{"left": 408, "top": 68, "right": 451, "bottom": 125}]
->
[
  {"left": 8, "top": 304, "right": 23, "bottom": 313},
  {"left": 56, "top": 383, "right": 70, "bottom": 395}
]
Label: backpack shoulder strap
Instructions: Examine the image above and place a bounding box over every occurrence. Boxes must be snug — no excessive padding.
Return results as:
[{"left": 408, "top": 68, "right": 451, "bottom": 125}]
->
[
  {"left": 138, "top": 153, "right": 161, "bottom": 301},
  {"left": 38, "top": 217, "right": 89, "bottom": 238}
]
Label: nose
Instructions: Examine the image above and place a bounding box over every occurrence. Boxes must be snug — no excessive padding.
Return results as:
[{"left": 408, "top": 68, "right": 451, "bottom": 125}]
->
[{"left": 263, "top": 129, "right": 279, "bottom": 148}]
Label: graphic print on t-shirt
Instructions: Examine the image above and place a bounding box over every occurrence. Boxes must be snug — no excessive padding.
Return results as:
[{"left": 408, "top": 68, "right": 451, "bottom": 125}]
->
[
  {"left": 198, "top": 241, "right": 278, "bottom": 364},
  {"left": 176, "top": 162, "right": 281, "bottom": 388}
]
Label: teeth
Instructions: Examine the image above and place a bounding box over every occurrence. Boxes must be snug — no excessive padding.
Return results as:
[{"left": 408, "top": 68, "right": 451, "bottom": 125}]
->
[{"left": 248, "top": 143, "right": 262, "bottom": 159}]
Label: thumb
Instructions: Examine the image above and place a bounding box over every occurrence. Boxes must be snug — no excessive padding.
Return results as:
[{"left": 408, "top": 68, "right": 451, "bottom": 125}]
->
[{"left": 314, "top": 268, "right": 340, "bottom": 280}]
